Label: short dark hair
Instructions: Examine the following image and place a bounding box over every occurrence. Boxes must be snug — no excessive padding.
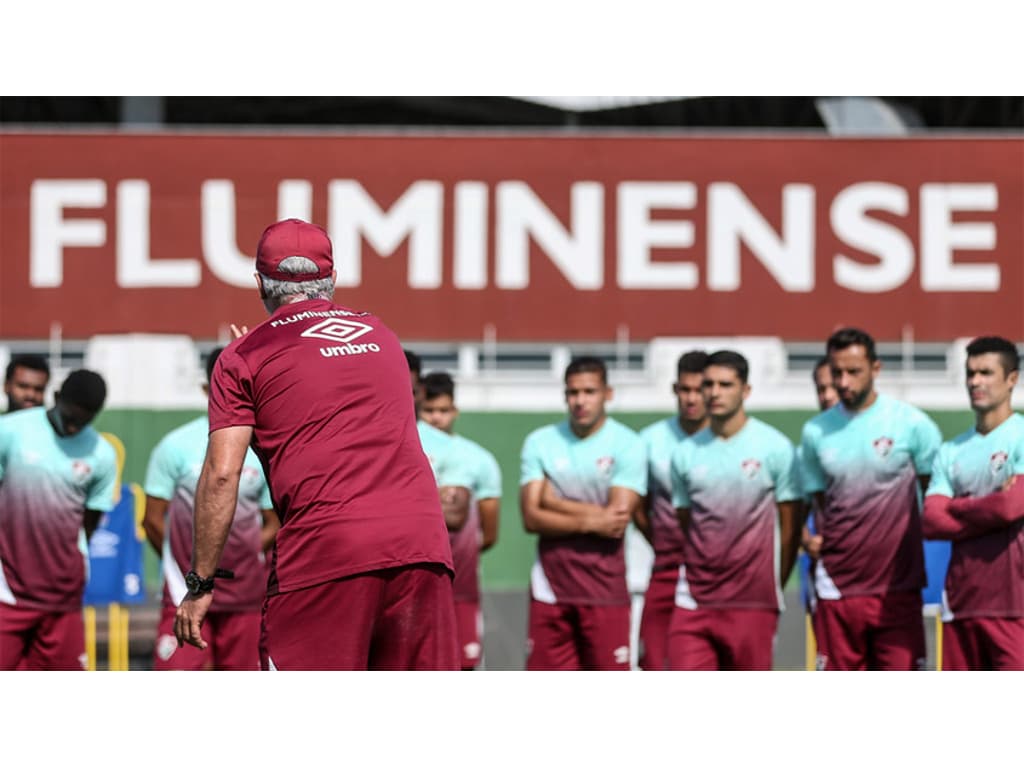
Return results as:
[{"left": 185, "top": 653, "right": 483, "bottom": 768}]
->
[
  {"left": 564, "top": 355, "right": 607, "bottom": 385},
  {"left": 421, "top": 371, "right": 455, "bottom": 401},
  {"left": 677, "top": 351, "right": 709, "bottom": 376},
  {"left": 827, "top": 327, "right": 877, "bottom": 362},
  {"left": 205, "top": 347, "right": 225, "bottom": 383},
  {"left": 404, "top": 349, "right": 421, "bottom": 376},
  {"left": 5, "top": 354, "right": 50, "bottom": 383},
  {"left": 705, "top": 350, "right": 749, "bottom": 383},
  {"left": 59, "top": 369, "right": 107, "bottom": 413},
  {"left": 813, "top": 356, "right": 830, "bottom": 378},
  {"left": 966, "top": 336, "right": 1020, "bottom": 375}
]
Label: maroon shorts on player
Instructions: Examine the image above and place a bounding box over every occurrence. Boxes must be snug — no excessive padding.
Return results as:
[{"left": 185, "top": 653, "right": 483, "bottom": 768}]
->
[
  {"left": 262, "top": 562, "right": 459, "bottom": 670},
  {"left": 943, "top": 617, "right": 1024, "bottom": 671},
  {"left": 813, "top": 591, "right": 925, "bottom": 671},
  {"left": 666, "top": 606, "right": 777, "bottom": 670},
  {"left": 0, "top": 603, "right": 86, "bottom": 671},
  {"left": 526, "top": 600, "right": 630, "bottom": 671},
  {"left": 638, "top": 567, "right": 678, "bottom": 670},
  {"left": 454, "top": 600, "right": 483, "bottom": 670},
  {"left": 153, "top": 602, "right": 260, "bottom": 671}
]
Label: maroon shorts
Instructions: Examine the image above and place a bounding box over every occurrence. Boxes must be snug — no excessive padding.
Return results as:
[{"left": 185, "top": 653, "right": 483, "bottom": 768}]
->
[
  {"left": 454, "top": 600, "right": 483, "bottom": 670},
  {"left": 0, "top": 603, "right": 86, "bottom": 671},
  {"left": 638, "top": 567, "right": 678, "bottom": 670},
  {"left": 526, "top": 599, "right": 631, "bottom": 671},
  {"left": 943, "top": 617, "right": 1024, "bottom": 671},
  {"left": 153, "top": 601, "right": 260, "bottom": 671},
  {"left": 262, "top": 563, "right": 459, "bottom": 670},
  {"left": 813, "top": 591, "right": 925, "bottom": 671},
  {"left": 666, "top": 606, "right": 778, "bottom": 670}
]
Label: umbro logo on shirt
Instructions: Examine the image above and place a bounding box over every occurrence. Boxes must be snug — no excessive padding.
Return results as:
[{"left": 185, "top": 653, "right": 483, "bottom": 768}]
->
[
  {"left": 301, "top": 318, "right": 383, "bottom": 358},
  {"left": 301, "top": 318, "right": 374, "bottom": 343},
  {"left": 319, "top": 343, "right": 381, "bottom": 358}
]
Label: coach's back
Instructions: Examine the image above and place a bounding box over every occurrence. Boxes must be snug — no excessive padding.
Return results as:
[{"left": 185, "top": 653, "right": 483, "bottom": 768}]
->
[{"left": 208, "top": 297, "right": 452, "bottom": 595}]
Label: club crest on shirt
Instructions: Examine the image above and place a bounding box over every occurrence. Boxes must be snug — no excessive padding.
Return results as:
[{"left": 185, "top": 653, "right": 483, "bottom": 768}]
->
[
  {"left": 156, "top": 634, "right": 178, "bottom": 662},
  {"left": 741, "top": 458, "right": 762, "bottom": 479},
  {"left": 71, "top": 460, "right": 92, "bottom": 482},
  {"left": 873, "top": 437, "right": 894, "bottom": 458},
  {"left": 596, "top": 456, "right": 615, "bottom": 478},
  {"left": 990, "top": 451, "right": 1009, "bottom": 476}
]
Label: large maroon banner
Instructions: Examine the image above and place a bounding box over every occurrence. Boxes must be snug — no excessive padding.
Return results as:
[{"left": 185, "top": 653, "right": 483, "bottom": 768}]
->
[{"left": 1, "top": 132, "right": 1020, "bottom": 341}]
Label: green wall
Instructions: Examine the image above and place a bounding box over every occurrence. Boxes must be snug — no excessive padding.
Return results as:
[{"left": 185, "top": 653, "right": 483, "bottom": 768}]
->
[{"left": 94, "top": 408, "right": 979, "bottom": 594}]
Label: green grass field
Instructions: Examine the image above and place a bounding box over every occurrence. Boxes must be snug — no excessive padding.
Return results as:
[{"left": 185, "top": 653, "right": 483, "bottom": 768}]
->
[{"left": 93, "top": 407, "right": 978, "bottom": 594}]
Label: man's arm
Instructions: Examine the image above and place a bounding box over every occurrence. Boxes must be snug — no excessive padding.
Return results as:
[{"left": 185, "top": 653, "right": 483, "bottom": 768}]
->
[
  {"left": 174, "top": 425, "right": 251, "bottom": 650},
  {"left": 520, "top": 480, "right": 633, "bottom": 539},
  {"left": 521, "top": 479, "right": 591, "bottom": 537},
  {"left": 84, "top": 441, "right": 119, "bottom": 544},
  {"left": 922, "top": 495, "right": 996, "bottom": 541},
  {"left": 142, "top": 496, "right": 169, "bottom": 554},
  {"left": 778, "top": 500, "right": 806, "bottom": 587},
  {"left": 632, "top": 496, "right": 654, "bottom": 544},
  {"left": 259, "top": 507, "right": 280, "bottom": 552},
  {"left": 604, "top": 486, "right": 640, "bottom": 540},
  {"left": 801, "top": 492, "right": 826, "bottom": 559},
  {"left": 539, "top": 481, "right": 636, "bottom": 539},
  {"left": 84, "top": 508, "right": 103, "bottom": 542},
  {"left": 923, "top": 474, "right": 1024, "bottom": 542},
  {"left": 191, "top": 426, "right": 250, "bottom": 573},
  {"left": 802, "top": 492, "right": 826, "bottom": 556},
  {"left": 674, "top": 505, "right": 691, "bottom": 534},
  {"left": 478, "top": 497, "right": 500, "bottom": 551},
  {"left": 946, "top": 475, "right": 1024, "bottom": 529},
  {"left": 540, "top": 480, "right": 607, "bottom": 519},
  {"left": 439, "top": 485, "right": 471, "bottom": 531},
  {"left": 800, "top": 524, "right": 818, "bottom": 559}
]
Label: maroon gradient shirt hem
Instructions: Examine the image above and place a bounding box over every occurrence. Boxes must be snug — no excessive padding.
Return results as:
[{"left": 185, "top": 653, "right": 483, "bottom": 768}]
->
[{"left": 268, "top": 557, "right": 454, "bottom": 596}]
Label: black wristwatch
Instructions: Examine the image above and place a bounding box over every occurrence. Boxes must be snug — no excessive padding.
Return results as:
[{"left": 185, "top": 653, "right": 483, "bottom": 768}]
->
[{"left": 184, "top": 568, "right": 235, "bottom": 596}]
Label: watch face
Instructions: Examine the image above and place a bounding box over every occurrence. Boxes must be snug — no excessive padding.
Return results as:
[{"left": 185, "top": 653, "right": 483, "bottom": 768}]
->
[{"left": 185, "top": 571, "right": 209, "bottom": 594}]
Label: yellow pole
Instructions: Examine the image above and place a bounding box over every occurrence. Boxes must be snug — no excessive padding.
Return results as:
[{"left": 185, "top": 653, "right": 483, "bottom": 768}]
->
[
  {"left": 120, "top": 608, "right": 130, "bottom": 671},
  {"left": 108, "top": 604, "right": 121, "bottom": 671},
  {"left": 935, "top": 614, "right": 943, "bottom": 671},
  {"left": 84, "top": 607, "right": 96, "bottom": 671},
  {"left": 805, "top": 613, "right": 816, "bottom": 671}
]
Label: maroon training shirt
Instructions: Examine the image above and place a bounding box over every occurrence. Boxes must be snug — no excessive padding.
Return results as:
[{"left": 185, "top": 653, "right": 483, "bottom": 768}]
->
[{"left": 208, "top": 298, "right": 453, "bottom": 595}]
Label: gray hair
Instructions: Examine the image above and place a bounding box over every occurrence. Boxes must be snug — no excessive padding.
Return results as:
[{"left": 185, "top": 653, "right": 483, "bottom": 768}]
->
[{"left": 259, "top": 256, "right": 335, "bottom": 308}]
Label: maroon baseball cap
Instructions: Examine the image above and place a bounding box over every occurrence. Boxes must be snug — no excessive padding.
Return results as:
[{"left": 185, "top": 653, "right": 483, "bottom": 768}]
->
[{"left": 255, "top": 218, "right": 334, "bottom": 281}]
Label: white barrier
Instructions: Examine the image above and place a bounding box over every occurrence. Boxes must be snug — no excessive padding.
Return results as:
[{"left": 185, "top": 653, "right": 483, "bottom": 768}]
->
[
  {"left": 4, "top": 333, "right": 985, "bottom": 411},
  {"left": 83, "top": 334, "right": 206, "bottom": 409}
]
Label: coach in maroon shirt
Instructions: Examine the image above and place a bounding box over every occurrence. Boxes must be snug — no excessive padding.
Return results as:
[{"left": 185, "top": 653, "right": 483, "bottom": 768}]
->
[{"left": 174, "top": 218, "right": 459, "bottom": 670}]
